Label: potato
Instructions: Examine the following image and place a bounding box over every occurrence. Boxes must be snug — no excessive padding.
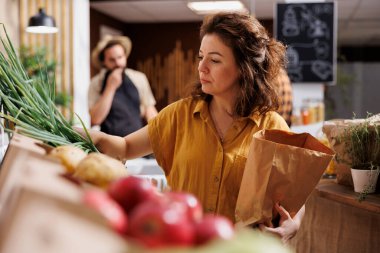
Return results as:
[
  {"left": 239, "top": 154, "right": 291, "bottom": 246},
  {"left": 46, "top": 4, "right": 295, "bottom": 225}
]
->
[
  {"left": 49, "top": 145, "right": 88, "bottom": 173},
  {"left": 74, "top": 153, "right": 128, "bottom": 187}
]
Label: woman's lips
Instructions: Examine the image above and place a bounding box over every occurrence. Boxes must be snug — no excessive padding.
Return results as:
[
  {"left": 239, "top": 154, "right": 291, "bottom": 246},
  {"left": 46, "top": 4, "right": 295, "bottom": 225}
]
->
[{"left": 200, "top": 79, "right": 210, "bottom": 84}]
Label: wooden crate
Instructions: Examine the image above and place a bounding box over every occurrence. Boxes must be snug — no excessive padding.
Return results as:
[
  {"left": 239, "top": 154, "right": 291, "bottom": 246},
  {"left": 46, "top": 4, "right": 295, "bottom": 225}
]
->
[
  {"left": 0, "top": 177, "right": 128, "bottom": 253},
  {"left": 0, "top": 133, "right": 64, "bottom": 210}
]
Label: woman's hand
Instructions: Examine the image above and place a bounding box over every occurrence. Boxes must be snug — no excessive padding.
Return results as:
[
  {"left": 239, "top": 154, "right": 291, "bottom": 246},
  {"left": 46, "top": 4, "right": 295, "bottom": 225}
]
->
[
  {"left": 259, "top": 203, "right": 304, "bottom": 244},
  {"left": 74, "top": 126, "right": 153, "bottom": 161},
  {"left": 74, "top": 126, "right": 105, "bottom": 146},
  {"left": 74, "top": 126, "right": 122, "bottom": 158}
]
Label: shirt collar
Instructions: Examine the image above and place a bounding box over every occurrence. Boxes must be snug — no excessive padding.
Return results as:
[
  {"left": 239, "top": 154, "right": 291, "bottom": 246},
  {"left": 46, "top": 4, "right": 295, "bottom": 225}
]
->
[
  {"left": 193, "top": 99, "right": 208, "bottom": 121},
  {"left": 192, "top": 98, "right": 262, "bottom": 126}
]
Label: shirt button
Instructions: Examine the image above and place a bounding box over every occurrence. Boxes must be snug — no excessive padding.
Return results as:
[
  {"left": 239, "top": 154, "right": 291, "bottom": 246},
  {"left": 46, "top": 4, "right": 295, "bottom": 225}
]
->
[{"left": 214, "top": 176, "right": 219, "bottom": 183}]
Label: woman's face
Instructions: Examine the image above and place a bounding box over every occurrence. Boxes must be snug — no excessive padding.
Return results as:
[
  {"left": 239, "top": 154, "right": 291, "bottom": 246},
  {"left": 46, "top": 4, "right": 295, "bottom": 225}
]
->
[{"left": 198, "top": 33, "right": 240, "bottom": 98}]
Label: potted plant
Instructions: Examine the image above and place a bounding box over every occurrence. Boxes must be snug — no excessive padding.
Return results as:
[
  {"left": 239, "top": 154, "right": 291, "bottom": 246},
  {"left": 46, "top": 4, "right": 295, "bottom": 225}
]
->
[{"left": 337, "top": 117, "right": 380, "bottom": 197}]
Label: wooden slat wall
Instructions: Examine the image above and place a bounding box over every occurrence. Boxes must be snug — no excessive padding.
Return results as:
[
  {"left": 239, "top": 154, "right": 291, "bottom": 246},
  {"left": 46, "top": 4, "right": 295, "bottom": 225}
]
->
[
  {"left": 137, "top": 40, "right": 199, "bottom": 105},
  {"left": 19, "top": 0, "right": 74, "bottom": 119}
]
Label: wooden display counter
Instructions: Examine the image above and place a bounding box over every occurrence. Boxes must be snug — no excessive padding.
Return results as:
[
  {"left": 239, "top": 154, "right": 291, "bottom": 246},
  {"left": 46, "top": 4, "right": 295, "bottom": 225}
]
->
[
  {"left": 289, "top": 179, "right": 380, "bottom": 253},
  {"left": 316, "top": 180, "right": 380, "bottom": 213}
]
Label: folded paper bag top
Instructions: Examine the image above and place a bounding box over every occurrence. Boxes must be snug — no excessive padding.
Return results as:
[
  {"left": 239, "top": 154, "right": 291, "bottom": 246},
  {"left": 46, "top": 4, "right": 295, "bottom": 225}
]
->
[{"left": 235, "top": 129, "right": 335, "bottom": 227}]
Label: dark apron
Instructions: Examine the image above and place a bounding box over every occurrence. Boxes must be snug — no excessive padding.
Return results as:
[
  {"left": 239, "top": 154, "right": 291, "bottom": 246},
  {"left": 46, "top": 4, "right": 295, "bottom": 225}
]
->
[{"left": 100, "top": 70, "right": 142, "bottom": 136}]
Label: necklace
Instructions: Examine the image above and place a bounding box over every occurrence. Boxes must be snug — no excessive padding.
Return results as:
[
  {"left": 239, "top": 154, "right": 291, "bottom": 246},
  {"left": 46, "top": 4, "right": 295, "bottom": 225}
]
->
[
  {"left": 210, "top": 105, "right": 234, "bottom": 143},
  {"left": 210, "top": 108, "right": 225, "bottom": 142}
]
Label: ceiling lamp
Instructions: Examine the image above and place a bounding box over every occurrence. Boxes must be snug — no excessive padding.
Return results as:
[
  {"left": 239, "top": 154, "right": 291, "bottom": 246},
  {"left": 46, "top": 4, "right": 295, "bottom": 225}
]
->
[
  {"left": 26, "top": 8, "right": 58, "bottom": 34},
  {"left": 187, "top": 1, "right": 247, "bottom": 15}
]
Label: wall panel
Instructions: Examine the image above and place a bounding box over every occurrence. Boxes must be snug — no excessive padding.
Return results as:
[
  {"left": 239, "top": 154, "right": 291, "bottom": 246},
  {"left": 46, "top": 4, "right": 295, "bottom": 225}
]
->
[{"left": 19, "top": 0, "right": 74, "bottom": 119}]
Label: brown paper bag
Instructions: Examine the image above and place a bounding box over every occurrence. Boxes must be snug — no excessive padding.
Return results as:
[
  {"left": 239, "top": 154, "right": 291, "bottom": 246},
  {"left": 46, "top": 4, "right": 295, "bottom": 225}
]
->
[{"left": 235, "top": 129, "right": 334, "bottom": 227}]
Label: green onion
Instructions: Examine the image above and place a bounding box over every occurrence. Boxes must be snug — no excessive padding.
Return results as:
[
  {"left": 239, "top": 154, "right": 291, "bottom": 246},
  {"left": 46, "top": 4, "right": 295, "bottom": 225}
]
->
[{"left": 0, "top": 24, "right": 97, "bottom": 153}]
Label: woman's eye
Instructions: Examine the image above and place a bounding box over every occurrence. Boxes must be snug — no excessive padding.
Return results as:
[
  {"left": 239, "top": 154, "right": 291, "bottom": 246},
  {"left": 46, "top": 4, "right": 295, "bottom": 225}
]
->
[
  {"left": 198, "top": 55, "right": 203, "bottom": 60},
  {"left": 211, "top": 59, "right": 220, "bottom": 63}
]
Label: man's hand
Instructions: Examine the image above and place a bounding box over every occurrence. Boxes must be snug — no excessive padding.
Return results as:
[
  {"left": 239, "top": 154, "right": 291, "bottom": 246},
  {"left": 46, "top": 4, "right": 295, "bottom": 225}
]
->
[
  {"left": 89, "top": 68, "right": 124, "bottom": 125},
  {"left": 106, "top": 68, "right": 124, "bottom": 90},
  {"left": 259, "top": 203, "right": 301, "bottom": 244}
]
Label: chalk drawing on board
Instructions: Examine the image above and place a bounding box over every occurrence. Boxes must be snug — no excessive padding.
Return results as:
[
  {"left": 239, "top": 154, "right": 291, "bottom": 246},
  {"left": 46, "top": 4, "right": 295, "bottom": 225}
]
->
[
  {"left": 286, "top": 46, "right": 332, "bottom": 82},
  {"left": 282, "top": 6, "right": 299, "bottom": 36},
  {"left": 281, "top": 5, "right": 330, "bottom": 39},
  {"left": 311, "top": 60, "right": 332, "bottom": 80},
  {"left": 276, "top": 2, "right": 335, "bottom": 83},
  {"left": 287, "top": 47, "right": 303, "bottom": 82},
  {"left": 291, "top": 39, "right": 330, "bottom": 60}
]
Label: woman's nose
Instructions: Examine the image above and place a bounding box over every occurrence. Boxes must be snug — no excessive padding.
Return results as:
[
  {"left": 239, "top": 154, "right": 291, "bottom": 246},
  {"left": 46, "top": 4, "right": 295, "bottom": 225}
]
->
[{"left": 198, "top": 60, "right": 208, "bottom": 73}]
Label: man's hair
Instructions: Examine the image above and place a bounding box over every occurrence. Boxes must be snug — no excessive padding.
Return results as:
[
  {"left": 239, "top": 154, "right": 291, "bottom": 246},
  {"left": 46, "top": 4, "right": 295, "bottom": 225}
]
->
[{"left": 98, "top": 41, "right": 126, "bottom": 63}]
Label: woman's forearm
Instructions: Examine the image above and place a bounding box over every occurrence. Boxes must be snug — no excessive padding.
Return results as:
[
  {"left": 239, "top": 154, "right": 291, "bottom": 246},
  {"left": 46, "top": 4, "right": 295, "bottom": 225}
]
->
[
  {"left": 96, "top": 133, "right": 128, "bottom": 161},
  {"left": 96, "top": 126, "right": 153, "bottom": 161}
]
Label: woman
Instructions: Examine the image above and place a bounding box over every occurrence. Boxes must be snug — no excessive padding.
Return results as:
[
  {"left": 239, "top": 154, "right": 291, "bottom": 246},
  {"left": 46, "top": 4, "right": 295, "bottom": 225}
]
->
[{"left": 87, "top": 12, "right": 304, "bottom": 243}]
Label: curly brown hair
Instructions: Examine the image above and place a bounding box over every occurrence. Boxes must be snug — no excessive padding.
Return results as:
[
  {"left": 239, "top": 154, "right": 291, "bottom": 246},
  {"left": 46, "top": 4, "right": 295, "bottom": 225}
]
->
[{"left": 191, "top": 12, "right": 286, "bottom": 117}]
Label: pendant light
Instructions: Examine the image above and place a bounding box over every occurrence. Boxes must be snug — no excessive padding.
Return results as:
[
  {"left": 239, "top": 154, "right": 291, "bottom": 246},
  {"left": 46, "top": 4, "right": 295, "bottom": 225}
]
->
[{"left": 26, "top": 8, "right": 58, "bottom": 34}]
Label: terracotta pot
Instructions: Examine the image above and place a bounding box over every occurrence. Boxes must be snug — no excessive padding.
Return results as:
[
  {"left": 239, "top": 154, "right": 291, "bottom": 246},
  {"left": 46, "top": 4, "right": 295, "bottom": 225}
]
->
[{"left": 350, "top": 168, "right": 380, "bottom": 193}]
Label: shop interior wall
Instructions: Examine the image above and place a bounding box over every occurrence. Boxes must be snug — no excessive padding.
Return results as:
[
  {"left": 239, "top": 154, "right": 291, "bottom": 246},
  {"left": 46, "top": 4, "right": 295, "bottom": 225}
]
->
[
  {"left": 90, "top": 8, "right": 379, "bottom": 119},
  {"left": 90, "top": 8, "right": 202, "bottom": 110},
  {"left": 0, "top": 0, "right": 19, "bottom": 49},
  {"left": 90, "top": 8, "right": 126, "bottom": 78},
  {"left": 325, "top": 47, "right": 380, "bottom": 119},
  {"left": 90, "top": 8, "right": 272, "bottom": 111}
]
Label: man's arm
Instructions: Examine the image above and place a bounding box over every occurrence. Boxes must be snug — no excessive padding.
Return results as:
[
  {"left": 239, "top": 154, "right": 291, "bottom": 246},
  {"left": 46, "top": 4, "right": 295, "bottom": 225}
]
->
[
  {"left": 89, "top": 68, "right": 123, "bottom": 126},
  {"left": 144, "top": 105, "right": 158, "bottom": 121},
  {"left": 90, "top": 86, "right": 116, "bottom": 125},
  {"left": 128, "top": 70, "right": 158, "bottom": 122}
]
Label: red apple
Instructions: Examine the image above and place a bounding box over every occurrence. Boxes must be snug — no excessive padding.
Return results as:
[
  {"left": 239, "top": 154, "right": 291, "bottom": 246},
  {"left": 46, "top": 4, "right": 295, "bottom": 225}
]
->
[
  {"left": 82, "top": 189, "right": 128, "bottom": 234},
  {"left": 195, "top": 214, "right": 235, "bottom": 245},
  {"left": 108, "top": 176, "right": 158, "bottom": 214},
  {"left": 165, "top": 191, "right": 203, "bottom": 222},
  {"left": 128, "top": 199, "right": 195, "bottom": 248}
]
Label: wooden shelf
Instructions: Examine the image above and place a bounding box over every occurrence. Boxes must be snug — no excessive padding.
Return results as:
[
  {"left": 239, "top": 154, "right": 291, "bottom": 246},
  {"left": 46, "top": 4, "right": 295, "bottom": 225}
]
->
[{"left": 316, "top": 179, "right": 380, "bottom": 213}]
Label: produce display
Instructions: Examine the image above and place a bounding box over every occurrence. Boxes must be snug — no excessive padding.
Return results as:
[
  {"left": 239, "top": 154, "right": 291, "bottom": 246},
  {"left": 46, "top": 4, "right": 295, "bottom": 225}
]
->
[
  {"left": 0, "top": 25, "right": 293, "bottom": 252},
  {"left": 82, "top": 189, "right": 128, "bottom": 234},
  {"left": 82, "top": 175, "right": 292, "bottom": 252},
  {"left": 0, "top": 133, "right": 293, "bottom": 252},
  {"left": 0, "top": 25, "right": 97, "bottom": 153},
  {"left": 89, "top": 175, "right": 235, "bottom": 248},
  {"left": 48, "top": 145, "right": 127, "bottom": 187},
  {"left": 49, "top": 145, "right": 88, "bottom": 173},
  {"left": 47, "top": 145, "right": 237, "bottom": 249},
  {"left": 74, "top": 153, "right": 128, "bottom": 187}
]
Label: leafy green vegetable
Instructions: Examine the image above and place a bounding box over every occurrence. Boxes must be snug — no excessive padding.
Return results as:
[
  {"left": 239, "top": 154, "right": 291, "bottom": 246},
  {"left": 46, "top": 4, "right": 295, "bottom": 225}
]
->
[{"left": 0, "top": 24, "right": 97, "bottom": 153}]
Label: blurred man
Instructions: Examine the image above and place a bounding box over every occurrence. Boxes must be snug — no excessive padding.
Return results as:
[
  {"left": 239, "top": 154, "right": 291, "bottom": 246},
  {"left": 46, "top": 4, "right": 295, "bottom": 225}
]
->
[{"left": 89, "top": 36, "right": 157, "bottom": 136}]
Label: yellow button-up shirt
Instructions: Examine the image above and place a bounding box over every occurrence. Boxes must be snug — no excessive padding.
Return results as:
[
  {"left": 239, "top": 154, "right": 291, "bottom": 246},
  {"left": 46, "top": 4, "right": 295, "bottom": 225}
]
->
[{"left": 148, "top": 97, "right": 289, "bottom": 222}]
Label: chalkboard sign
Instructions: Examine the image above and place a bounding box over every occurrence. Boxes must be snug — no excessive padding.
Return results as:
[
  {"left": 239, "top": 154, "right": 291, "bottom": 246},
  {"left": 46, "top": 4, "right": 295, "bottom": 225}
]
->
[{"left": 275, "top": 2, "right": 336, "bottom": 84}]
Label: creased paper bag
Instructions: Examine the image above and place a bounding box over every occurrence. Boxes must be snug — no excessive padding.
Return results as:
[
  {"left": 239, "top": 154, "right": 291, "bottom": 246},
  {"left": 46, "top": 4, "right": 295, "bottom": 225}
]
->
[{"left": 235, "top": 129, "right": 334, "bottom": 227}]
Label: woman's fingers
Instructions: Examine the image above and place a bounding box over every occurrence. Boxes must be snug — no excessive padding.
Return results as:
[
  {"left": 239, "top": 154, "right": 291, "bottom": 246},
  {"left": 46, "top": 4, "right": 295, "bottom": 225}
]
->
[
  {"left": 275, "top": 203, "right": 291, "bottom": 219},
  {"left": 259, "top": 224, "right": 277, "bottom": 233}
]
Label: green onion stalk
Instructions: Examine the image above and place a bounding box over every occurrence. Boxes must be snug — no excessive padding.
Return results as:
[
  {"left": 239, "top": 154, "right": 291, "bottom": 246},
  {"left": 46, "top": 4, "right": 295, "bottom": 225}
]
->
[{"left": 0, "top": 24, "right": 97, "bottom": 153}]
